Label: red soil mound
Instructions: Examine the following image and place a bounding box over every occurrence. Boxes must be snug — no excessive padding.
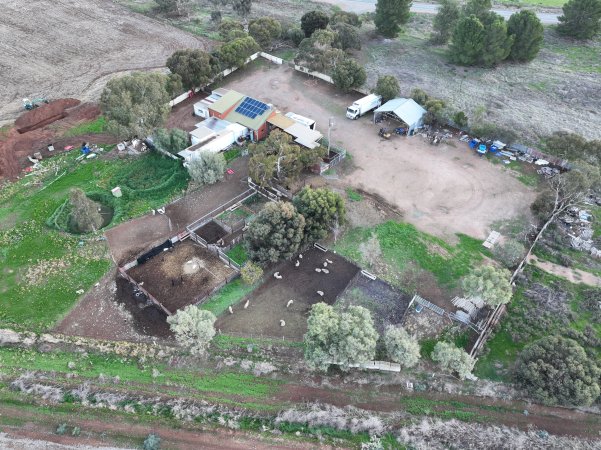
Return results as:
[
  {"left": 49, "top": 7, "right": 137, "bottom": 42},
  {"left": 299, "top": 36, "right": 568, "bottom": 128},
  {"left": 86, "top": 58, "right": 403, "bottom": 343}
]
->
[{"left": 15, "top": 98, "right": 81, "bottom": 133}]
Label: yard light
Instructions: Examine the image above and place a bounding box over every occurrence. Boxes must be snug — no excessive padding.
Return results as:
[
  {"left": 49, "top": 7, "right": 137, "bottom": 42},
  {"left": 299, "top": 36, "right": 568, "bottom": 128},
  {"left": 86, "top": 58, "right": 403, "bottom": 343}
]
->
[{"left": 328, "top": 117, "right": 335, "bottom": 154}]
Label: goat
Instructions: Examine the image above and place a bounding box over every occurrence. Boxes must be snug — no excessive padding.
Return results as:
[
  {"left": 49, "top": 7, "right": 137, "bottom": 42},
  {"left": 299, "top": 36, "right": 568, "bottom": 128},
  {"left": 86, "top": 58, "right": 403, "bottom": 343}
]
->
[
  {"left": 244, "top": 299, "right": 250, "bottom": 309},
  {"left": 286, "top": 299, "right": 293, "bottom": 308},
  {"left": 228, "top": 306, "right": 234, "bottom": 314}
]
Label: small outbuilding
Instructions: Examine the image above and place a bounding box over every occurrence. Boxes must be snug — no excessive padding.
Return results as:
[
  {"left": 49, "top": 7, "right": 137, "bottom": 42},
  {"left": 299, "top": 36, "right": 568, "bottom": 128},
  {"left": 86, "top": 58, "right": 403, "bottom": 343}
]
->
[{"left": 373, "top": 98, "right": 427, "bottom": 135}]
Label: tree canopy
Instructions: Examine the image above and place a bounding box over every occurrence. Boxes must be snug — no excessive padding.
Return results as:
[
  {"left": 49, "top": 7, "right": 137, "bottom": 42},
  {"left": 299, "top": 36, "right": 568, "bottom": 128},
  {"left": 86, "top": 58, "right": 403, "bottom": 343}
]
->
[
  {"left": 384, "top": 326, "right": 420, "bottom": 367},
  {"left": 431, "top": 342, "right": 476, "bottom": 379},
  {"left": 304, "top": 304, "right": 378, "bottom": 371},
  {"left": 166, "top": 49, "right": 217, "bottom": 90},
  {"left": 331, "top": 10, "right": 362, "bottom": 27},
  {"left": 463, "top": 0, "right": 492, "bottom": 20},
  {"left": 332, "top": 58, "right": 367, "bottom": 92},
  {"left": 187, "top": 151, "right": 226, "bottom": 185},
  {"left": 432, "top": 0, "right": 461, "bottom": 44},
  {"left": 249, "top": 17, "right": 282, "bottom": 49},
  {"left": 461, "top": 265, "right": 513, "bottom": 306},
  {"left": 218, "top": 19, "right": 244, "bottom": 40},
  {"left": 332, "top": 22, "right": 362, "bottom": 50},
  {"left": 480, "top": 12, "right": 513, "bottom": 67},
  {"left": 167, "top": 306, "right": 216, "bottom": 355},
  {"left": 231, "top": 0, "right": 252, "bottom": 18},
  {"left": 240, "top": 261, "right": 263, "bottom": 285},
  {"left": 301, "top": 10, "right": 330, "bottom": 37},
  {"left": 100, "top": 72, "right": 171, "bottom": 138},
  {"left": 69, "top": 188, "right": 103, "bottom": 233},
  {"left": 296, "top": 30, "right": 346, "bottom": 73},
  {"left": 246, "top": 202, "right": 305, "bottom": 265},
  {"left": 507, "top": 10, "right": 544, "bottom": 62},
  {"left": 152, "top": 128, "right": 189, "bottom": 154},
  {"left": 515, "top": 336, "right": 601, "bottom": 406},
  {"left": 217, "top": 36, "right": 260, "bottom": 69},
  {"left": 375, "top": 0, "right": 411, "bottom": 37},
  {"left": 293, "top": 187, "right": 346, "bottom": 243},
  {"left": 557, "top": 0, "right": 601, "bottom": 40},
  {"left": 449, "top": 15, "right": 486, "bottom": 66},
  {"left": 374, "top": 75, "right": 400, "bottom": 102}
]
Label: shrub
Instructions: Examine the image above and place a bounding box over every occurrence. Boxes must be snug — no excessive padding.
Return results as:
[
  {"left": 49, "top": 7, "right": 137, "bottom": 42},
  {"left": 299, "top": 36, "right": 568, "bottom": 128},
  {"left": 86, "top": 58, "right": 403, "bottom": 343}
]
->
[
  {"left": 69, "top": 188, "right": 103, "bottom": 233},
  {"left": 461, "top": 265, "right": 513, "bottom": 306},
  {"left": 332, "top": 58, "right": 366, "bottom": 92},
  {"left": 249, "top": 17, "right": 282, "bottom": 49},
  {"left": 143, "top": 433, "right": 161, "bottom": 450},
  {"left": 431, "top": 342, "right": 476, "bottom": 379},
  {"left": 287, "top": 26, "right": 305, "bottom": 46},
  {"left": 557, "top": 0, "right": 601, "bottom": 40},
  {"left": 301, "top": 10, "right": 329, "bottom": 37},
  {"left": 384, "top": 326, "right": 420, "bottom": 368},
  {"left": 492, "top": 239, "right": 525, "bottom": 268},
  {"left": 507, "top": 10, "right": 544, "bottom": 62},
  {"left": 152, "top": 128, "right": 189, "bottom": 154},
  {"left": 515, "top": 336, "right": 601, "bottom": 406},
  {"left": 187, "top": 151, "right": 226, "bottom": 185},
  {"left": 218, "top": 19, "right": 244, "bottom": 40},
  {"left": 293, "top": 187, "right": 346, "bottom": 244},
  {"left": 375, "top": 0, "right": 411, "bottom": 37},
  {"left": 167, "top": 306, "right": 216, "bottom": 355},
  {"left": 374, "top": 75, "right": 400, "bottom": 102},
  {"left": 56, "top": 423, "right": 68, "bottom": 435},
  {"left": 240, "top": 261, "right": 263, "bottom": 285}
]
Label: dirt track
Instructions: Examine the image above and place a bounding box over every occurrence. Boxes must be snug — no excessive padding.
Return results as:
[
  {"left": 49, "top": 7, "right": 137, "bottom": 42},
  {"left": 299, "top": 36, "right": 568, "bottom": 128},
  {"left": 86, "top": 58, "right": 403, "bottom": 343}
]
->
[{"left": 0, "top": 0, "right": 210, "bottom": 125}]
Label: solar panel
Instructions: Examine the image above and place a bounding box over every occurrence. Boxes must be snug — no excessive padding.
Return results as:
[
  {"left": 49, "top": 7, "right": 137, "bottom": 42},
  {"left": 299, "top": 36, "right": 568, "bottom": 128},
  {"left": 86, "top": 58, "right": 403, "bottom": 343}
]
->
[{"left": 234, "top": 97, "right": 269, "bottom": 119}]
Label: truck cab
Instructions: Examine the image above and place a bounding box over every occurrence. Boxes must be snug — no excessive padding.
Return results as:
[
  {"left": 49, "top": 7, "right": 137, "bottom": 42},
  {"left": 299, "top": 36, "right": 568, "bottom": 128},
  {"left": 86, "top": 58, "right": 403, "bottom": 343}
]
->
[{"left": 346, "top": 106, "right": 360, "bottom": 120}]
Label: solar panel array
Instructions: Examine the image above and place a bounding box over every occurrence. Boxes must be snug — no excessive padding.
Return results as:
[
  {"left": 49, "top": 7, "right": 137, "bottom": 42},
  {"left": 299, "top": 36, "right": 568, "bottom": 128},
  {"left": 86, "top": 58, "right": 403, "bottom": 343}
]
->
[{"left": 234, "top": 97, "right": 269, "bottom": 119}]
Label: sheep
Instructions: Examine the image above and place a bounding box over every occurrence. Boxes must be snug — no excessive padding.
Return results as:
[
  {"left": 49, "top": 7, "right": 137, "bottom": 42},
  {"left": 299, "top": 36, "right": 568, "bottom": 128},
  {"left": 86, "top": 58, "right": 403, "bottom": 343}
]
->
[
  {"left": 244, "top": 299, "right": 250, "bottom": 309},
  {"left": 228, "top": 306, "right": 234, "bottom": 314},
  {"left": 295, "top": 260, "right": 300, "bottom": 267},
  {"left": 315, "top": 268, "right": 322, "bottom": 273},
  {"left": 274, "top": 272, "right": 282, "bottom": 279},
  {"left": 280, "top": 320, "right": 286, "bottom": 327},
  {"left": 286, "top": 299, "right": 294, "bottom": 308},
  {"left": 322, "top": 268, "right": 330, "bottom": 274},
  {"left": 323, "top": 262, "right": 328, "bottom": 267},
  {"left": 317, "top": 290, "right": 324, "bottom": 297},
  {"left": 298, "top": 254, "right": 303, "bottom": 259},
  {"left": 326, "top": 258, "right": 333, "bottom": 264}
]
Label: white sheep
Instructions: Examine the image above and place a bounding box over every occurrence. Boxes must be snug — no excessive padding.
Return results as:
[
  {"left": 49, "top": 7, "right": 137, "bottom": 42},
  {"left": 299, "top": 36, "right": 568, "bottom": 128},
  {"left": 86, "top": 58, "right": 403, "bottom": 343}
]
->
[
  {"left": 274, "top": 272, "right": 282, "bottom": 279},
  {"left": 317, "top": 290, "right": 324, "bottom": 297},
  {"left": 244, "top": 299, "right": 250, "bottom": 309},
  {"left": 298, "top": 254, "right": 303, "bottom": 259},
  {"left": 322, "top": 268, "right": 330, "bottom": 274},
  {"left": 286, "top": 299, "right": 294, "bottom": 308},
  {"left": 315, "top": 268, "right": 322, "bottom": 273},
  {"left": 295, "top": 260, "right": 300, "bottom": 267},
  {"left": 326, "top": 258, "right": 333, "bottom": 264},
  {"left": 280, "top": 319, "right": 286, "bottom": 327},
  {"left": 228, "top": 306, "right": 234, "bottom": 314},
  {"left": 323, "top": 262, "right": 328, "bottom": 267}
]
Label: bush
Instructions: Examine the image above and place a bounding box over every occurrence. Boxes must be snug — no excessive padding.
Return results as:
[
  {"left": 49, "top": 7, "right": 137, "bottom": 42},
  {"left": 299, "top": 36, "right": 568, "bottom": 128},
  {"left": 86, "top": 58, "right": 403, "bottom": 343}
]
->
[
  {"left": 301, "top": 10, "right": 329, "bottom": 37},
  {"left": 374, "top": 75, "right": 400, "bottom": 102},
  {"left": 332, "top": 58, "right": 366, "bottom": 92},
  {"left": 452, "top": 111, "right": 468, "bottom": 128},
  {"left": 492, "top": 239, "right": 525, "bottom": 268},
  {"left": 287, "top": 26, "right": 306, "bottom": 46},
  {"left": 431, "top": 342, "right": 475, "bottom": 379},
  {"left": 462, "top": 265, "right": 512, "bottom": 306},
  {"left": 240, "top": 261, "right": 263, "bottom": 285},
  {"left": 167, "top": 306, "right": 216, "bottom": 355},
  {"left": 249, "top": 17, "right": 282, "bottom": 49},
  {"left": 143, "top": 433, "right": 161, "bottom": 450},
  {"left": 218, "top": 19, "right": 244, "bottom": 40},
  {"left": 187, "top": 151, "right": 226, "bottom": 185},
  {"left": 56, "top": 423, "right": 68, "bottom": 435},
  {"left": 384, "top": 326, "right": 420, "bottom": 368},
  {"left": 293, "top": 187, "right": 346, "bottom": 244},
  {"left": 152, "top": 128, "right": 189, "bottom": 154},
  {"left": 557, "top": 0, "right": 601, "bottom": 40},
  {"left": 68, "top": 188, "right": 104, "bottom": 233},
  {"left": 515, "top": 336, "right": 601, "bottom": 406}
]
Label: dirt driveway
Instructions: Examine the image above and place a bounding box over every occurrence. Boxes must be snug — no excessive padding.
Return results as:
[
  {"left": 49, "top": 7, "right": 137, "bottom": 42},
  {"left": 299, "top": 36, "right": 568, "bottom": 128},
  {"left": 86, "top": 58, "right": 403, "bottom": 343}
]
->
[
  {"left": 0, "top": 0, "right": 209, "bottom": 125},
  {"left": 220, "top": 63, "right": 535, "bottom": 240}
]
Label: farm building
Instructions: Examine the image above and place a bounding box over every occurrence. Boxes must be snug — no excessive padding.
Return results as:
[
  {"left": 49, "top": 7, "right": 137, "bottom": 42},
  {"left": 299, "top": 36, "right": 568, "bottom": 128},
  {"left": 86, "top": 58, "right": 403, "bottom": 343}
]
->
[
  {"left": 208, "top": 90, "right": 246, "bottom": 120},
  {"left": 193, "top": 88, "right": 229, "bottom": 118},
  {"left": 267, "top": 113, "right": 323, "bottom": 149},
  {"left": 224, "top": 96, "right": 275, "bottom": 142},
  {"left": 285, "top": 111, "right": 316, "bottom": 130},
  {"left": 179, "top": 117, "right": 247, "bottom": 160},
  {"left": 374, "top": 98, "right": 427, "bottom": 135}
]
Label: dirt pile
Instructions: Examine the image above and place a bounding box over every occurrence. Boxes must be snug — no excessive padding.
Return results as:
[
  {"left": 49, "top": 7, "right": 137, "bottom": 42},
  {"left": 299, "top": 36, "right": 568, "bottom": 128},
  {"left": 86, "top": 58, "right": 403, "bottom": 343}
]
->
[
  {"left": 0, "top": 101, "right": 116, "bottom": 179},
  {"left": 15, "top": 98, "right": 80, "bottom": 133}
]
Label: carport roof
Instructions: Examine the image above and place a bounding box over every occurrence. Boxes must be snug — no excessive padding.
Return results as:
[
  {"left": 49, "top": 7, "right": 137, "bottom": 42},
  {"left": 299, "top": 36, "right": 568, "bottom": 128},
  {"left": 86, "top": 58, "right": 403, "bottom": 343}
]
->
[
  {"left": 375, "top": 98, "right": 426, "bottom": 127},
  {"left": 268, "top": 113, "right": 296, "bottom": 130},
  {"left": 284, "top": 123, "right": 323, "bottom": 149}
]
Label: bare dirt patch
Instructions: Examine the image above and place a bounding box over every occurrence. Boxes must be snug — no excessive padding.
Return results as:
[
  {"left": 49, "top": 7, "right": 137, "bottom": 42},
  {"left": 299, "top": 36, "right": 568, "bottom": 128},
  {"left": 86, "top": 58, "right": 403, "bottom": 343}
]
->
[
  {"left": 216, "top": 247, "right": 360, "bottom": 340},
  {"left": 0, "top": 0, "right": 210, "bottom": 125},
  {"left": 127, "top": 240, "right": 236, "bottom": 314},
  {"left": 219, "top": 63, "right": 535, "bottom": 241}
]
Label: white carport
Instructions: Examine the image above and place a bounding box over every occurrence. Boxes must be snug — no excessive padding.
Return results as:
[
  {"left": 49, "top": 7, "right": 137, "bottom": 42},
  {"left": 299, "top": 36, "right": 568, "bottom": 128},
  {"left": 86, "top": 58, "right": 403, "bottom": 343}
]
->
[
  {"left": 373, "top": 98, "right": 427, "bottom": 135},
  {"left": 284, "top": 122, "right": 323, "bottom": 149}
]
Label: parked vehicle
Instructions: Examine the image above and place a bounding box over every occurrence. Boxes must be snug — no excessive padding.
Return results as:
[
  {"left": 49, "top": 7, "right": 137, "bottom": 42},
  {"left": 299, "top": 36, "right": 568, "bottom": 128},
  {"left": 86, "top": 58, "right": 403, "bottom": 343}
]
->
[{"left": 346, "top": 94, "right": 382, "bottom": 120}]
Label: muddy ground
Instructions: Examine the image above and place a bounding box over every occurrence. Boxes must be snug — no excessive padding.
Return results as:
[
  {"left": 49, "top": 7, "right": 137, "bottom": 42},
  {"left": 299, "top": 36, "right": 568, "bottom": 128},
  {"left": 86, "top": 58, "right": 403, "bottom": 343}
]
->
[
  {"left": 215, "top": 247, "right": 360, "bottom": 340},
  {"left": 219, "top": 62, "right": 535, "bottom": 241},
  {"left": 127, "top": 240, "right": 236, "bottom": 313},
  {"left": 0, "top": 0, "right": 210, "bottom": 125}
]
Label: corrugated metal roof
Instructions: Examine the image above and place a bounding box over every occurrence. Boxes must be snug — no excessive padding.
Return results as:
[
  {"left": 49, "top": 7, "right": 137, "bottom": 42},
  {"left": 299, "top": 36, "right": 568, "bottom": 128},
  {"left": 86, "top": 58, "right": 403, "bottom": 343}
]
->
[
  {"left": 375, "top": 98, "right": 426, "bottom": 127},
  {"left": 226, "top": 103, "right": 273, "bottom": 130},
  {"left": 268, "top": 113, "right": 296, "bottom": 130},
  {"left": 209, "top": 90, "right": 245, "bottom": 115},
  {"left": 284, "top": 123, "right": 323, "bottom": 148}
]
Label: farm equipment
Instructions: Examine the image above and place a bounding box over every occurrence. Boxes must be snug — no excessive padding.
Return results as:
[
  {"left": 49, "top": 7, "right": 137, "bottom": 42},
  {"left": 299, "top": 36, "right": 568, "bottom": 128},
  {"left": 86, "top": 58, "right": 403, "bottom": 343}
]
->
[
  {"left": 378, "top": 128, "right": 391, "bottom": 139},
  {"left": 23, "top": 97, "right": 49, "bottom": 110},
  {"left": 394, "top": 127, "right": 406, "bottom": 135}
]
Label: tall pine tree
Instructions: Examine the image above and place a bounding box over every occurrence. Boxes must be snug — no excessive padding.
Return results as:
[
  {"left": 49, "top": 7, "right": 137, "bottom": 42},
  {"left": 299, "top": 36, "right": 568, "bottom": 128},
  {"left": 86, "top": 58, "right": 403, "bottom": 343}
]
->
[
  {"left": 449, "top": 15, "right": 485, "bottom": 65},
  {"left": 507, "top": 10, "right": 544, "bottom": 62},
  {"left": 557, "top": 0, "right": 601, "bottom": 40},
  {"left": 463, "top": 0, "right": 492, "bottom": 20},
  {"left": 375, "top": 0, "right": 412, "bottom": 38},
  {"left": 479, "top": 12, "right": 513, "bottom": 67},
  {"left": 432, "top": 0, "right": 461, "bottom": 44}
]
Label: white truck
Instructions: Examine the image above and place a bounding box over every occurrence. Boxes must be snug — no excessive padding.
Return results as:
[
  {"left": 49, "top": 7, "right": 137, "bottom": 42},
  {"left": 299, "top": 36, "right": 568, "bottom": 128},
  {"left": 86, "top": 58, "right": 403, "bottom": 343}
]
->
[{"left": 346, "top": 94, "right": 382, "bottom": 120}]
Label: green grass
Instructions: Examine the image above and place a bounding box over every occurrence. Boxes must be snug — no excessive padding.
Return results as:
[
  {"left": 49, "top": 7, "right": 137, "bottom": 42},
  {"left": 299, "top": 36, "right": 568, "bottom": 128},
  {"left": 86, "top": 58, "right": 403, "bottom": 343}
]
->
[
  {"left": 0, "top": 347, "right": 281, "bottom": 399},
  {"left": 63, "top": 116, "right": 107, "bottom": 137},
  {"left": 345, "top": 188, "right": 363, "bottom": 202},
  {"left": 226, "top": 243, "right": 248, "bottom": 265},
  {"left": 224, "top": 147, "right": 241, "bottom": 162},
  {"left": 272, "top": 48, "right": 296, "bottom": 61},
  {"left": 495, "top": 0, "right": 566, "bottom": 7},
  {"left": 0, "top": 150, "right": 189, "bottom": 330},
  {"left": 335, "top": 221, "right": 488, "bottom": 288},
  {"left": 200, "top": 278, "right": 254, "bottom": 316},
  {"left": 547, "top": 40, "right": 601, "bottom": 74}
]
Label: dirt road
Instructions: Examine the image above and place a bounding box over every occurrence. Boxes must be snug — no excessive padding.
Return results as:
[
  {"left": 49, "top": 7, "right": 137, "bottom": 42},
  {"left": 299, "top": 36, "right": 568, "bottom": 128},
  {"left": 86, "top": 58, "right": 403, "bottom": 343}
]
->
[
  {"left": 528, "top": 254, "right": 601, "bottom": 286},
  {"left": 0, "top": 0, "right": 209, "bottom": 125},
  {"left": 319, "top": 0, "right": 561, "bottom": 23},
  {"left": 221, "top": 63, "right": 535, "bottom": 240}
]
